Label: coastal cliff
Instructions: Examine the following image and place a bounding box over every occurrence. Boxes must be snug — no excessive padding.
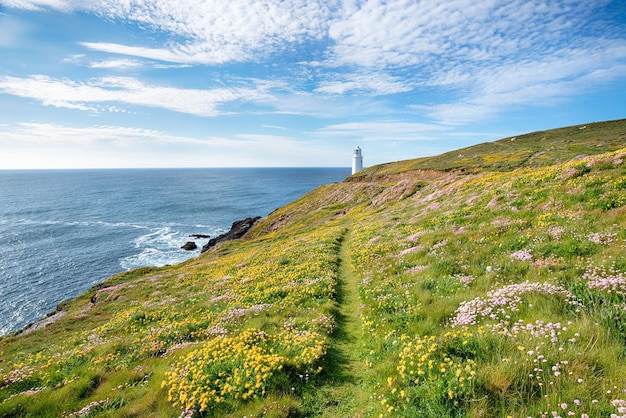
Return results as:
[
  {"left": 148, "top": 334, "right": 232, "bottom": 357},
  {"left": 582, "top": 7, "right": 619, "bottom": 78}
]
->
[{"left": 2, "top": 119, "right": 626, "bottom": 417}]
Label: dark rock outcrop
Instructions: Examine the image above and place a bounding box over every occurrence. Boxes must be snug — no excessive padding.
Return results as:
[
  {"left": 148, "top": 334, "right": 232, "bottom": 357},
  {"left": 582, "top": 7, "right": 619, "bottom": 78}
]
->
[
  {"left": 181, "top": 241, "right": 198, "bottom": 251},
  {"left": 201, "top": 216, "right": 261, "bottom": 253},
  {"left": 189, "top": 234, "right": 211, "bottom": 239}
]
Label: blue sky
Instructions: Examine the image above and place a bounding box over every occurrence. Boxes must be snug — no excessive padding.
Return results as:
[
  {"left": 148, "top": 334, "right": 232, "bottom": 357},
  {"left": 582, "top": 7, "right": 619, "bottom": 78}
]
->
[{"left": 0, "top": 0, "right": 625, "bottom": 169}]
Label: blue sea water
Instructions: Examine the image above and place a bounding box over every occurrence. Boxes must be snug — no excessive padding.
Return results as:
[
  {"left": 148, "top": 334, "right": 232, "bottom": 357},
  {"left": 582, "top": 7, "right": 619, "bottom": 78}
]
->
[{"left": 0, "top": 168, "right": 350, "bottom": 335}]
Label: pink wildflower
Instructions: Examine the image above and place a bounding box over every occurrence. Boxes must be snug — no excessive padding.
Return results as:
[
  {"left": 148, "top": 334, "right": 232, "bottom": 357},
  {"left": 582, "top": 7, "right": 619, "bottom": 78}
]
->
[
  {"left": 585, "top": 263, "right": 626, "bottom": 296},
  {"left": 449, "top": 281, "right": 577, "bottom": 327},
  {"left": 510, "top": 249, "right": 533, "bottom": 261}
]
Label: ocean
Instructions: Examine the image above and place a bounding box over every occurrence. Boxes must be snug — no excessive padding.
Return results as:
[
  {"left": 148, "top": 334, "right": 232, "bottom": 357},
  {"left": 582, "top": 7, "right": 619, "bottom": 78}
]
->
[{"left": 0, "top": 168, "right": 350, "bottom": 336}]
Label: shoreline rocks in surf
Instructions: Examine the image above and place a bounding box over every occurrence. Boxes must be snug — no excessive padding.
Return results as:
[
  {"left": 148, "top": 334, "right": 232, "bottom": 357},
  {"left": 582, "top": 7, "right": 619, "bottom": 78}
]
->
[{"left": 201, "top": 216, "right": 261, "bottom": 253}]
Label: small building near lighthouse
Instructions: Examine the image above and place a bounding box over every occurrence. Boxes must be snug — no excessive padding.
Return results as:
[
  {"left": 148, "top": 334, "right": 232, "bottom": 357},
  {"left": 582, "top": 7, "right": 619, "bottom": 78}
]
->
[{"left": 352, "top": 146, "right": 363, "bottom": 174}]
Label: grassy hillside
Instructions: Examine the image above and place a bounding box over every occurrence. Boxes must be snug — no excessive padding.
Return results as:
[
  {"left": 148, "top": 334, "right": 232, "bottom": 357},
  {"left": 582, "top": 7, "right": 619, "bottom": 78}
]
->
[
  {"left": 2, "top": 119, "right": 626, "bottom": 417},
  {"left": 350, "top": 118, "right": 626, "bottom": 179}
]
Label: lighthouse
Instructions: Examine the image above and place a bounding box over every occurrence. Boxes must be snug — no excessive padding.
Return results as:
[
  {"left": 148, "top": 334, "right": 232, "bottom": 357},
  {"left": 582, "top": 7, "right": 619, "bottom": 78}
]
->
[{"left": 352, "top": 146, "right": 363, "bottom": 174}]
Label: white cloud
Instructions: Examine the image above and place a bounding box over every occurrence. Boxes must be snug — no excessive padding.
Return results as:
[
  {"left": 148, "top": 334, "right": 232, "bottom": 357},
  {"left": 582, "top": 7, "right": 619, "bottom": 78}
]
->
[
  {"left": 66, "top": 1, "right": 336, "bottom": 64},
  {"left": 315, "top": 121, "right": 449, "bottom": 141},
  {"left": 64, "top": 54, "right": 145, "bottom": 70},
  {"left": 265, "top": 92, "right": 391, "bottom": 118},
  {"left": 0, "top": 73, "right": 395, "bottom": 119},
  {"left": 62, "top": 54, "right": 85, "bottom": 64},
  {"left": 88, "top": 58, "right": 143, "bottom": 69},
  {"left": 0, "top": 0, "right": 71, "bottom": 11},
  {"left": 420, "top": 42, "right": 626, "bottom": 124},
  {"left": 315, "top": 73, "right": 412, "bottom": 95},
  {"left": 262, "top": 125, "right": 290, "bottom": 131},
  {"left": 3, "top": 0, "right": 337, "bottom": 64},
  {"left": 327, "top": 0, "right": 605, "bottom": 70},
  {"left": 323, "top": 0, "right": 626, "bottom": 123},
  {"left": 80, "top": 42, "right": 215, "bottom": 65},
  {"left": 0, "top": 75, "right": 272, "bottom": 116},
  {"left": 0, "top": 122, "right": 203, "bottom": 145}
]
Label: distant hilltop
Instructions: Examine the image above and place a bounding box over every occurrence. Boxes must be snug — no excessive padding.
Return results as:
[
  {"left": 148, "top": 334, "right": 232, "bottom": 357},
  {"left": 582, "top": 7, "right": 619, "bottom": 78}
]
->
[{"left": 2, "top": 118, "right": 626, "bottom": 417}]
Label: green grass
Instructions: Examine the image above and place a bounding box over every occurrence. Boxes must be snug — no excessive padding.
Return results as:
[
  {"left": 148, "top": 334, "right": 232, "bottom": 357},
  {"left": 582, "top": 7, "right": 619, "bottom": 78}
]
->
[{"left": 2, "top": 119, "right": 626, "bottom": 417}]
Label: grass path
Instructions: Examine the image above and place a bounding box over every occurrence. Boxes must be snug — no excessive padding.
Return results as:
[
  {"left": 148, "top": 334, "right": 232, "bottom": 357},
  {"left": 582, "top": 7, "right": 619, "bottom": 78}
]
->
[{"left": 312, "top": 226, "right": 369, "bottom": 417}]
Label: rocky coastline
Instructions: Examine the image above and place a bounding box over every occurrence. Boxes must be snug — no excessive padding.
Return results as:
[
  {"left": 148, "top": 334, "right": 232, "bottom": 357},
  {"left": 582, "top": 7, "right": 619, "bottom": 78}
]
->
[
  {"left": 200, "top": 216, "right": 261, "bottom": 253},
  {"left": 180, "top": 216, "right": 262, "bottom": 252}
]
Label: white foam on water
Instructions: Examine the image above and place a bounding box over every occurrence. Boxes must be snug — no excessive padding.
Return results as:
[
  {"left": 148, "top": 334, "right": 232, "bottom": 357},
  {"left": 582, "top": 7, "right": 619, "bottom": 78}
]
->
[
  {"left": 120, "top": 226, "right": 205, "bottom": 270},
  {"left": 133, "top": 226, "right": 180, "bottom": 248}
]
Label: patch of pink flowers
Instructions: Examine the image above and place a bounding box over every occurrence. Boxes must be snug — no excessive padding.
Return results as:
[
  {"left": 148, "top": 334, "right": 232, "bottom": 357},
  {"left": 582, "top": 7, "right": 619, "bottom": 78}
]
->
[
  {"left": 611, "top": 399, "right": 626, "bottom": 418},
  {"left": 432, "top": 240, "right": 448, "bottom": 250},
  {"left": 449, "top": 281, "right": 578, "bottom": 327},
  {"left": 548, "top": 226, "right": 566, "bottom": 240},
  {"left": 399, "top": 245, "right": 425, "bottom": 256},
  {"left": 510, "top": 249, "right": 533, "bottom": 261},
  {"left": 221, "top": 304, "right": 271, "bottom": 322},
  {"left": 456, "top": 275, "right": 476, "bottom": 287},
  {"left": 64, "top": 399, "right": 110, "bottom": 417},
  {"left": 3, "top": 365, "right": 35, "bottom": 384},
  {"left": 587, "top": 232, "right": 617, "bottom": 245},
  {"left": 538, "top": 396, "right": 626, "bottom": 418},
  {"left": 407, "top": 231, "right": 426, "bottom": 242},
  {"left": 406, "top": 265, "right": 428, "bottom": 273},
  {"left": 490, "top": 319, "right": 568, "bottom": 344},
  {"left": 584, "top": 263, "right": 626, "bottom": 296}
]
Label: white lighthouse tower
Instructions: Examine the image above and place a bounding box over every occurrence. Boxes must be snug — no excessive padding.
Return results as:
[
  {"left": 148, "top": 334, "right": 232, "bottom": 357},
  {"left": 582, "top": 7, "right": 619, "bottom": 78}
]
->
[{"left": 352, "top": 146, "right": 363, "bottom": 174}]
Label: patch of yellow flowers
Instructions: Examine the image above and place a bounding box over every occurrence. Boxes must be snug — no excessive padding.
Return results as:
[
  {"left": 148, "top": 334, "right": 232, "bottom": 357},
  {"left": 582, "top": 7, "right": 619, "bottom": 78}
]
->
[
  {"left": 396, "top": 331, "right": 476, "bottom": 404},
  {"left": 162, "top": 328, "right": 326, "bottom": 413}
]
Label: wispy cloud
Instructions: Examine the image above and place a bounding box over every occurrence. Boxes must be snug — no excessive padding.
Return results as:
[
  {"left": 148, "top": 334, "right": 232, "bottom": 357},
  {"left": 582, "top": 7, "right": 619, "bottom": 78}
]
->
[
  {"left": 0, "top": 122, "right": 218, "bottom": 168},
  {"left": 315, "top": 121, "right": 450, "bottom": 142},
  {"left": 0, "top": 75, "right": 272, "bottom": 116},
  {"left": 25, "top": 0, "right": 337, "bottom": 65},
  {"left": 0, "top": 122, "right": 198, "bottom": 145},
  {"left": 79, "top": 42, "right": 210, "bottom": 65},
  {"left": 2, "top": 0, "right": 625, "bottom": 128},
  {"left": 262, "top": 125, "right": 290, "bottom": 131},
  {"left": 327, "top": 0, "right": 607, "bottom": 69},
  {"left": 0, "top": 122, "right": 343, "bottom": 168},
  {"left": 325, "top": 0, "right": 625, "bottom": 123},
  {"left": 315, "top": 72, "right": 412, "bottom": 95},
  {"left": 88, "top": 58, "right": 144, "bottom": 69},
  {"left": 1, "top": 0, "right": 70, "bottom": 12},
  {"left": 0, "top": 73, "right": 396, "bottom": 119},
  {"left": 420, "top": 42, "right": 626, "bottom": 124}
]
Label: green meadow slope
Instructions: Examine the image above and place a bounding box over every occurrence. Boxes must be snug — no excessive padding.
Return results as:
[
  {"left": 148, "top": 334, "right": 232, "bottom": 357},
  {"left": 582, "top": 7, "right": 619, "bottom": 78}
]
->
[{"left": 2, "top": 119, "right": 626, "bottom": 417}]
